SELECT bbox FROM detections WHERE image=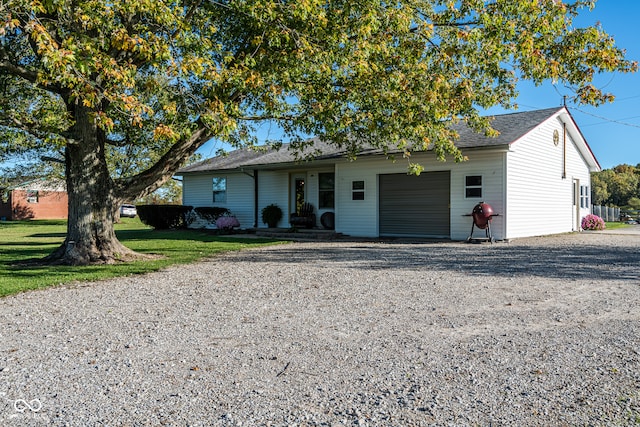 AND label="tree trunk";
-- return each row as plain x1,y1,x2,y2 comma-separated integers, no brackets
46,106,142,265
